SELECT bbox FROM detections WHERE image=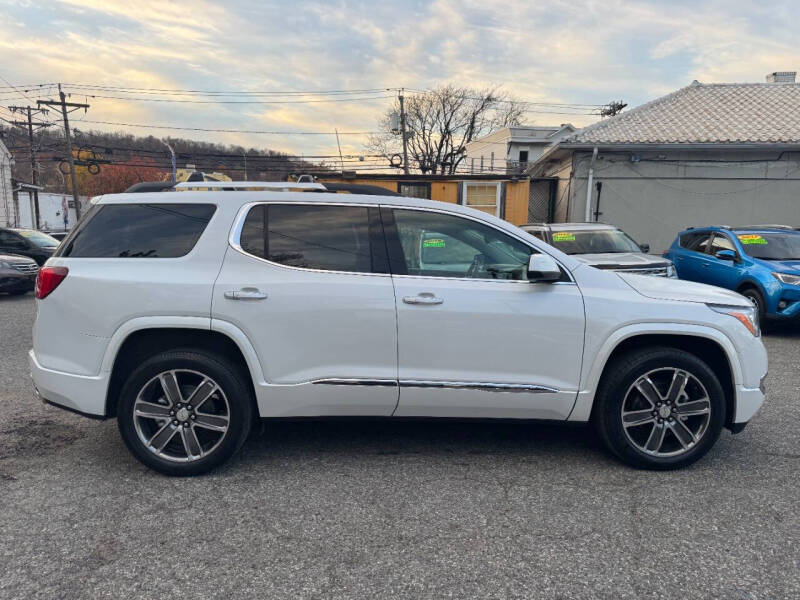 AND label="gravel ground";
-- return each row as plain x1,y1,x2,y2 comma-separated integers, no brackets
0,293,798,599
